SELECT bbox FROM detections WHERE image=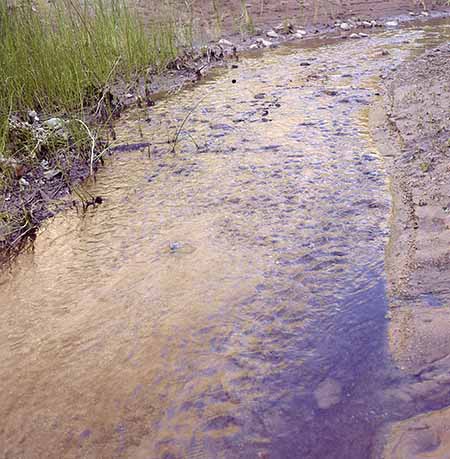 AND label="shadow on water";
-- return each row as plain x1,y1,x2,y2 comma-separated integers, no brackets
1,20,450,459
